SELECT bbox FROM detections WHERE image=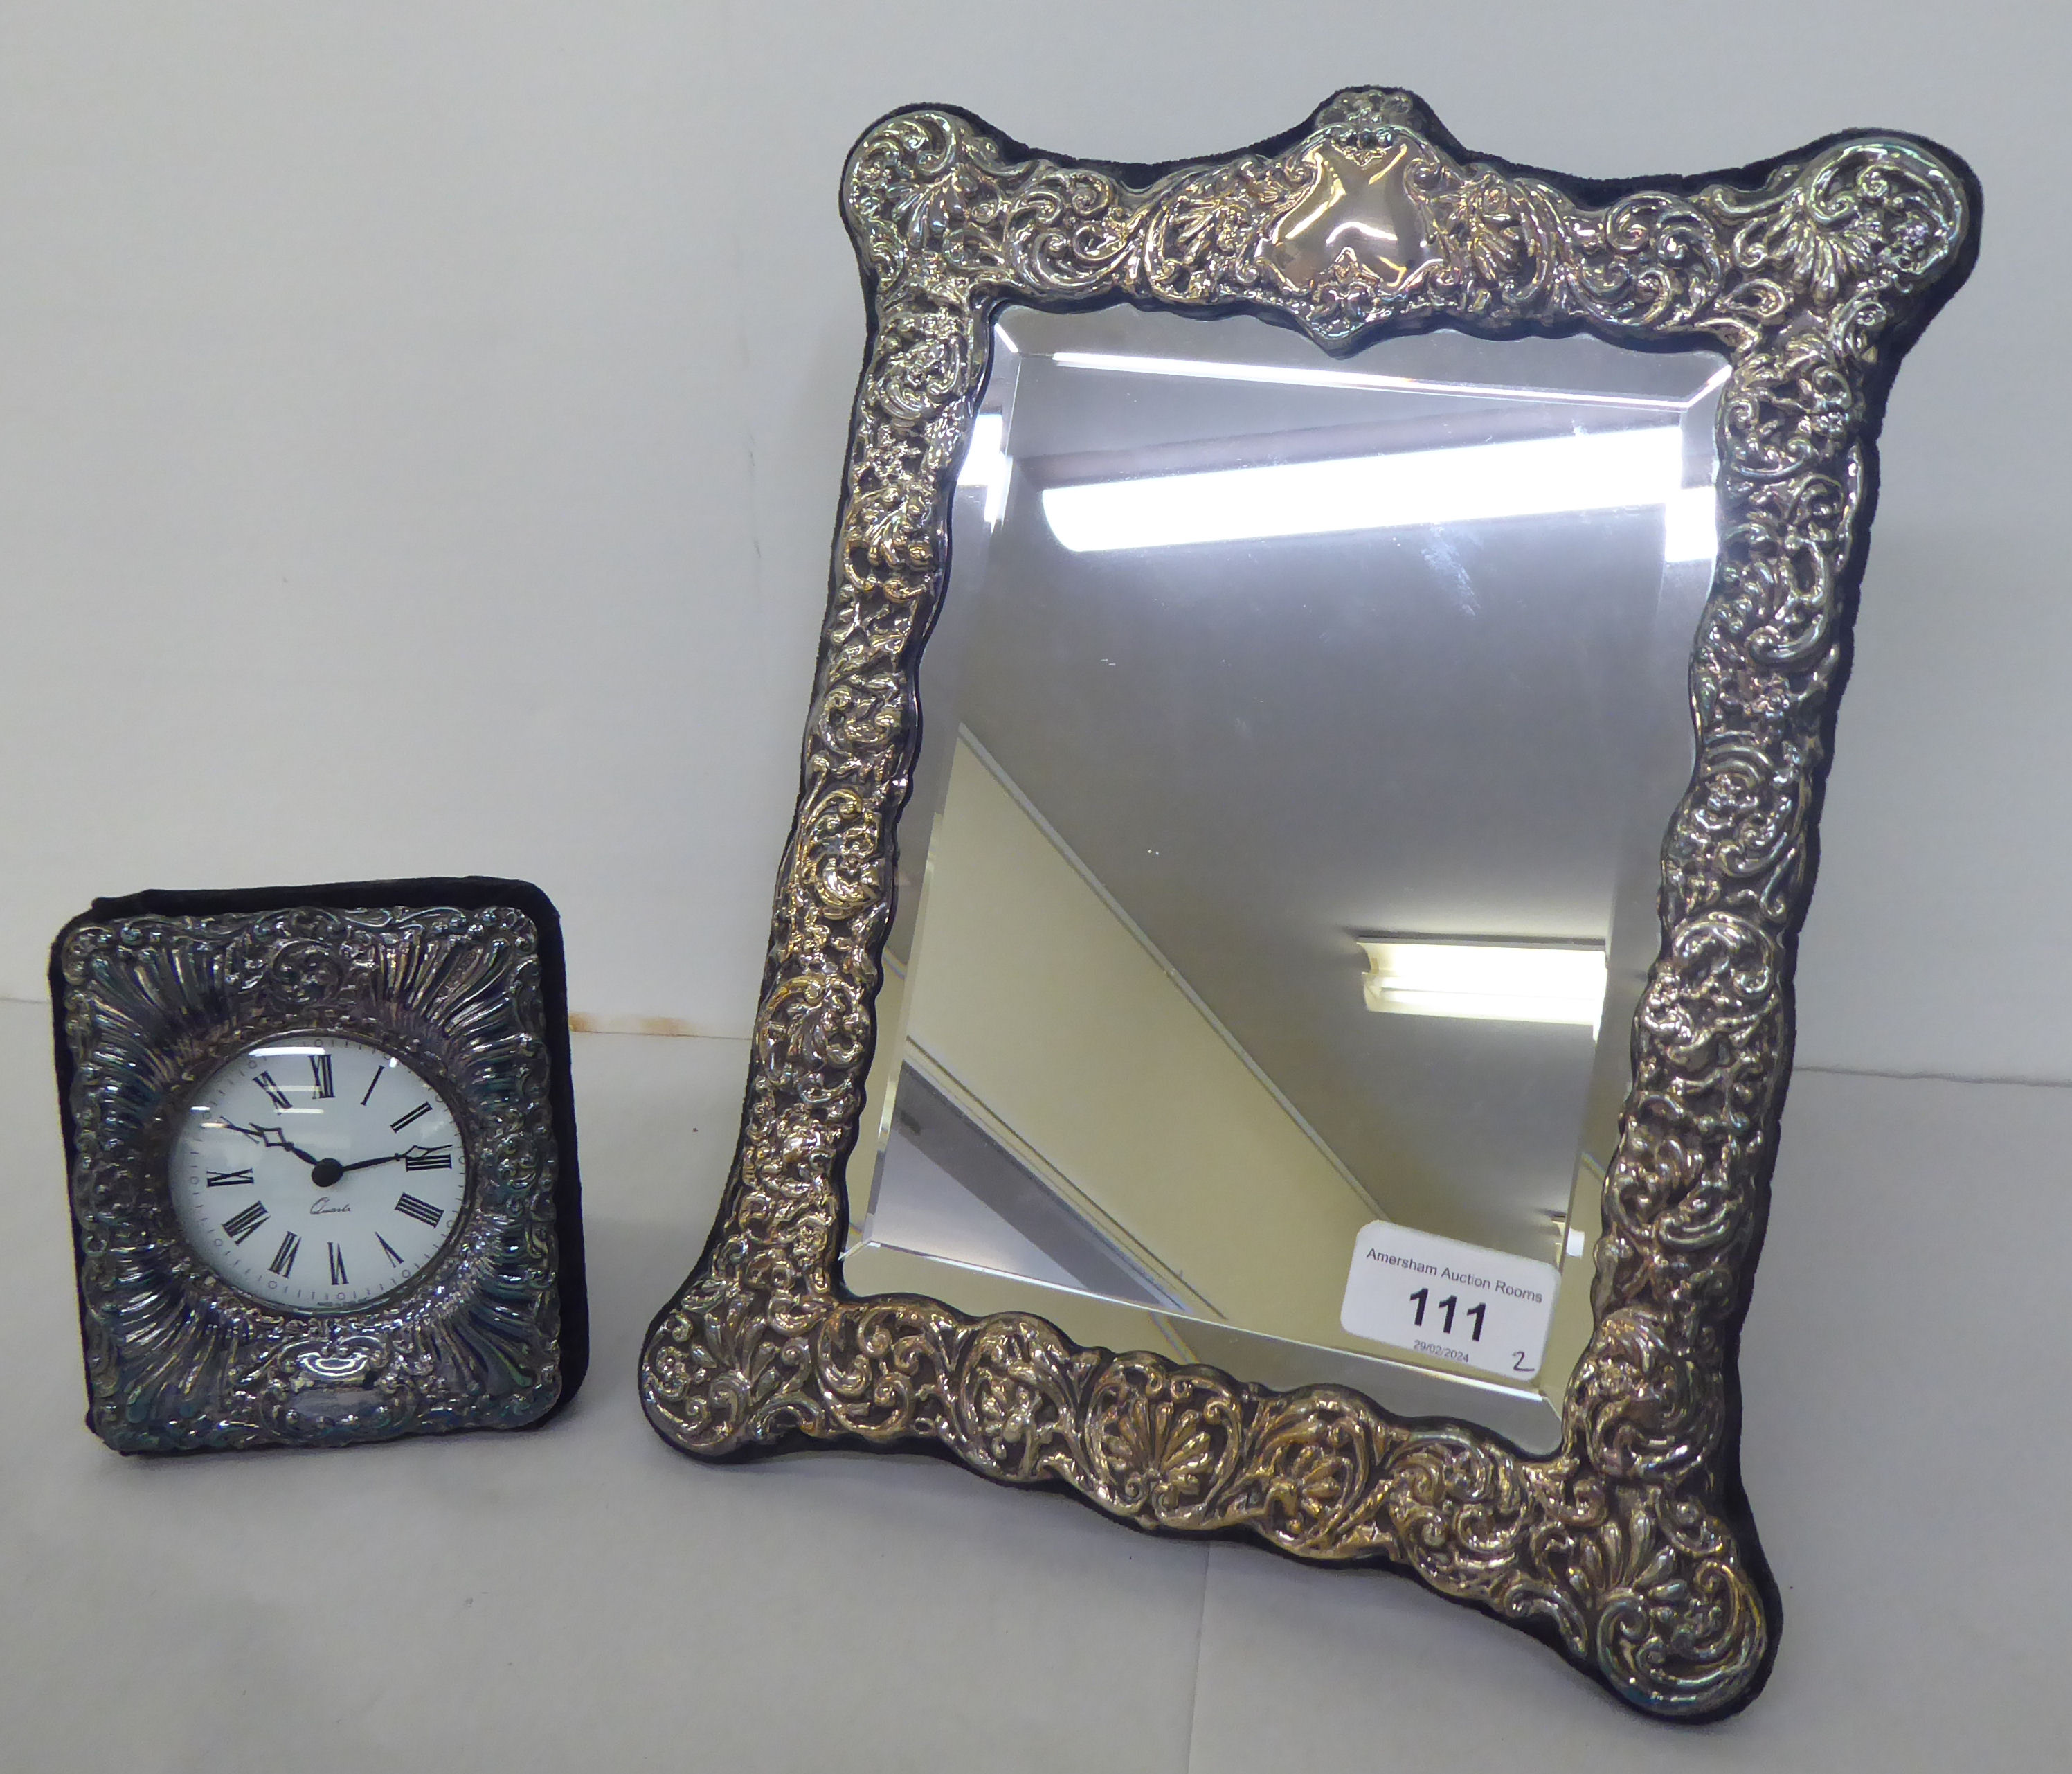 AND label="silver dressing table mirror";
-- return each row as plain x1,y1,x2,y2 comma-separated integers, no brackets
643,91,1976,1719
